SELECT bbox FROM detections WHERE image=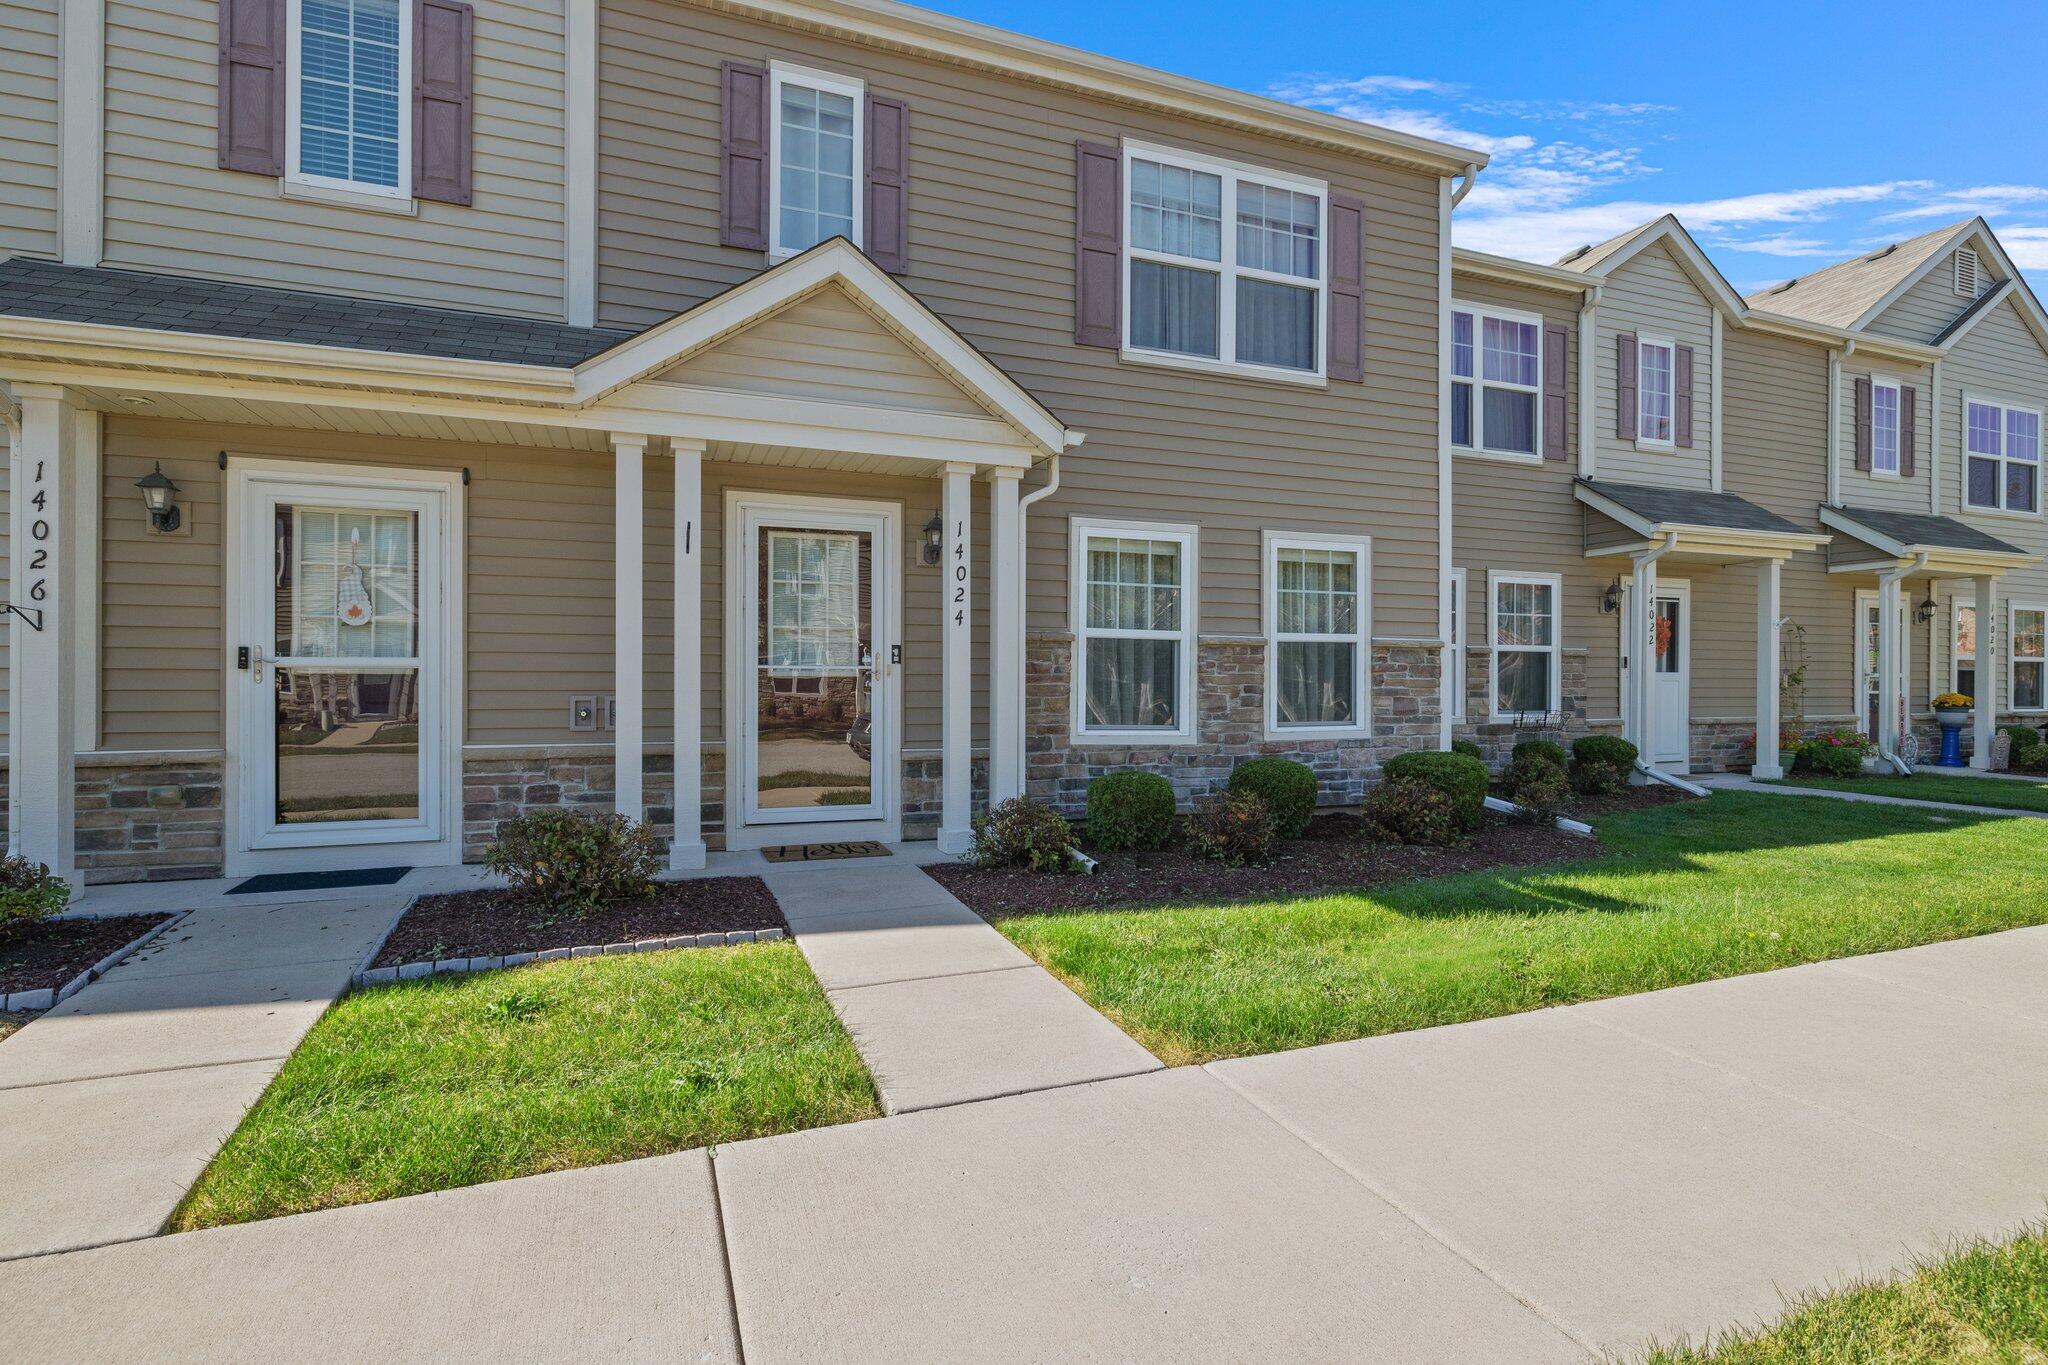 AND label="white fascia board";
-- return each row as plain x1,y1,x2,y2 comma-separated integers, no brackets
1570,216,1748,321
1451,248,1598,295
